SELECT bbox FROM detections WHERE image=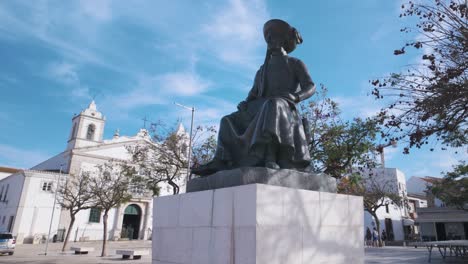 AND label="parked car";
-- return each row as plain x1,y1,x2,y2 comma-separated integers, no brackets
0,233,15,255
